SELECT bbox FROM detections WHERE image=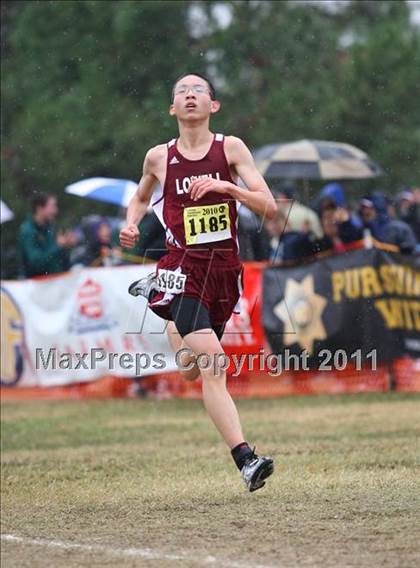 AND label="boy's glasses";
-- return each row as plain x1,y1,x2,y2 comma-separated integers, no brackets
174,84,210,96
